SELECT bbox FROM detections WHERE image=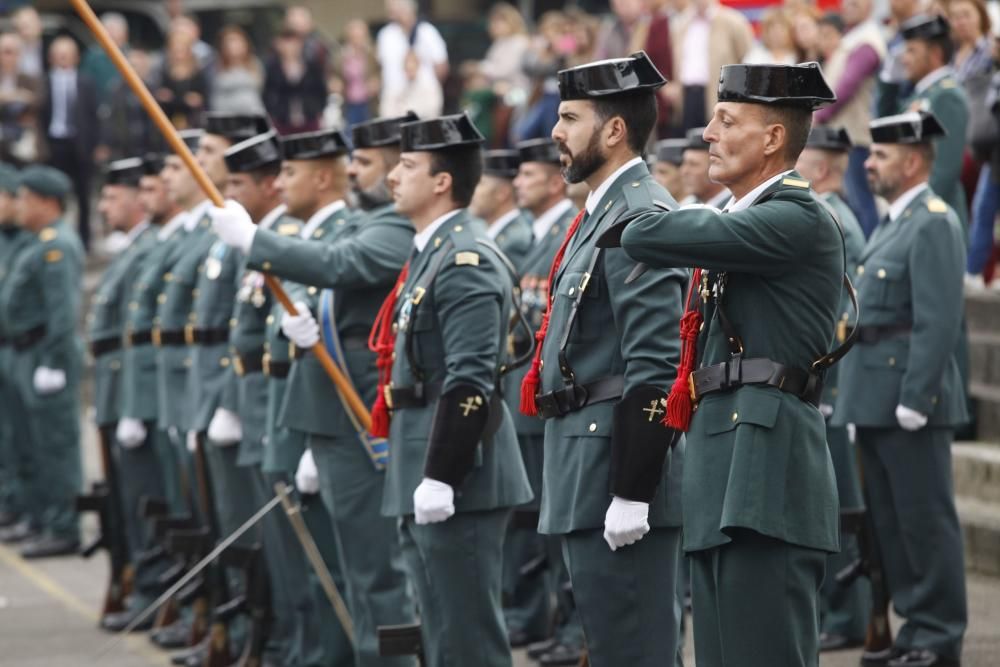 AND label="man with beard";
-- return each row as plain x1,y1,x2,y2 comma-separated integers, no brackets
211,116,417,666
678,127,731,209
505,138,586,666
470,149,533,269
602,62,845,664
518,52,687,667
833,110,967,667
